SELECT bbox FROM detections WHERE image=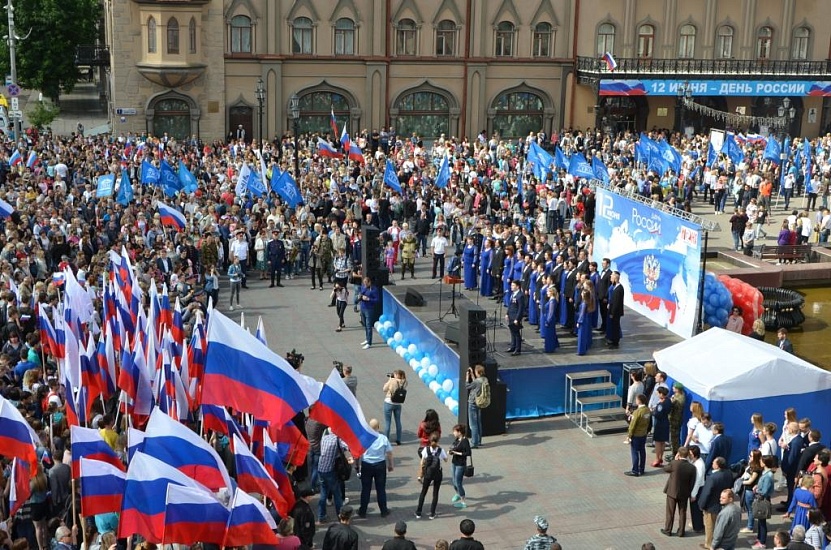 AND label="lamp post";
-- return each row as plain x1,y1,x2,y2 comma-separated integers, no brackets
676,82,693,135
255,77,265,147
778,97,797,163
289,93,300,178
